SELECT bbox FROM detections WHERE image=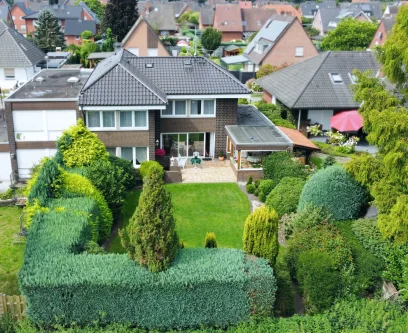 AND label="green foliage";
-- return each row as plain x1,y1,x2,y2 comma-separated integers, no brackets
345,153,383,188
322,155,336,168
254,179,260,188
204,232,217,248
290,204,332,236
253,188,259,197
320,18,377,51
245,183,255,194
258,179,274,202
20,197,276,328
246,176,253,185
108,156,136,190
384,244,408,289
352,218,387,259
254,102,296,129
102,0,138,41
297,251,339,314
304,26,320,37
32,9,66,52
243,206,279,265
75,0,105,21
57,119,109,168
81,30,93,40
301,16,313,24
121,171,179,272
378,194,408,243
0,188,14,200
201,27,222,51
84,241,106,254
80,41,100,67
238,98,249,104
160,36,178,46
139,160,164,180
262,151,307,186
274,249,295,317
101,28,114,52
256,63,288,79
298,166,367,221
265,177,305,217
